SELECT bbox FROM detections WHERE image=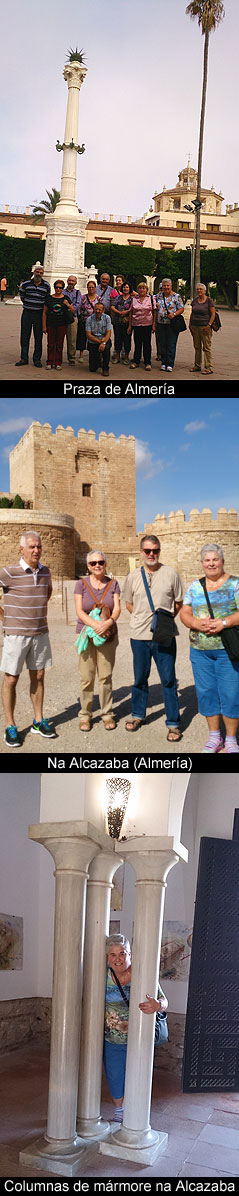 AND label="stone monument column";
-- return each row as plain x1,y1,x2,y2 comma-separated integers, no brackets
77,851,123,1140
101,834,187,1166
43,57,88,290
20,821,105,1177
